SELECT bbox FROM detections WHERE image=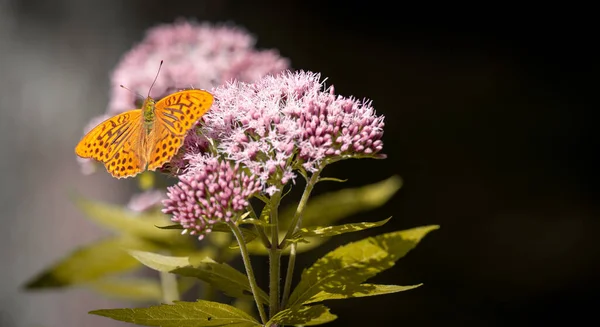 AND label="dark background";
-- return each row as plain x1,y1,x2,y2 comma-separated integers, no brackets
1,1,597,326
